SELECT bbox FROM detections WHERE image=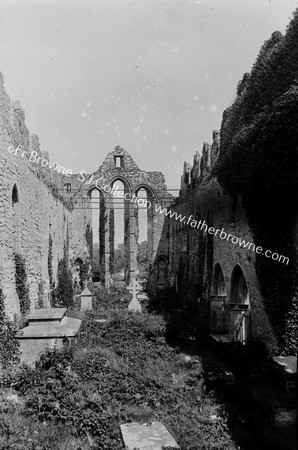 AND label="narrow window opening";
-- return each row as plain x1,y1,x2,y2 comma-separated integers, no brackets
115,156,123,168
12,184,18,205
